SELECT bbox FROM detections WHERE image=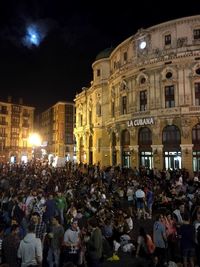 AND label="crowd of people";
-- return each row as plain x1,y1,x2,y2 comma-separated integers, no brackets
0,161,199,267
